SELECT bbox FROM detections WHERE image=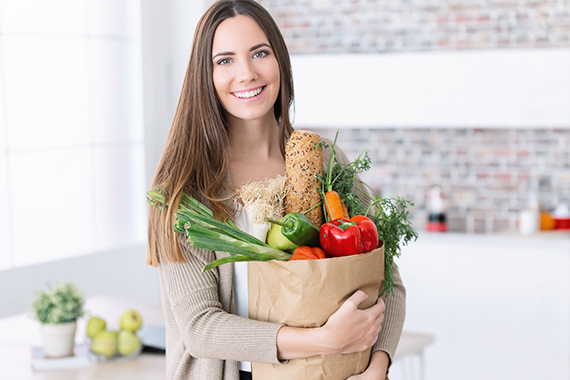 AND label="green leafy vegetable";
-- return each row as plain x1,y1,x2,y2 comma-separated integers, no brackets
147,187,238,229
364,195,417,296
147,190,291,272
321,130,418,296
